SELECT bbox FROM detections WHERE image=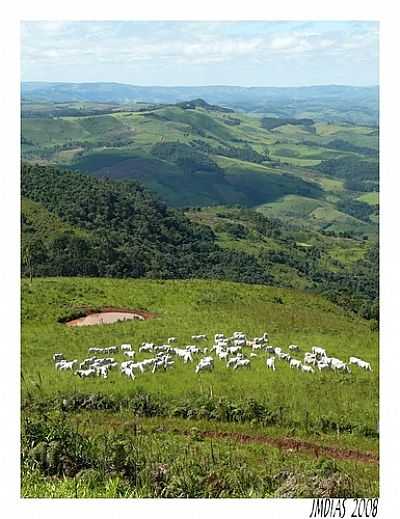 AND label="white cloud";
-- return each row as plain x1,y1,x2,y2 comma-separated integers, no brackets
21,21,378,78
